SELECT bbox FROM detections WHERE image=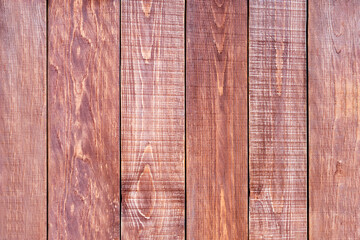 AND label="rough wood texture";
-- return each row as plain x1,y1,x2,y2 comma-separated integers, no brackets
249,0,307,238
309,1,360,239
121,0,185,238
0,1,46,239
48,0,120,239
186,0,248,238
